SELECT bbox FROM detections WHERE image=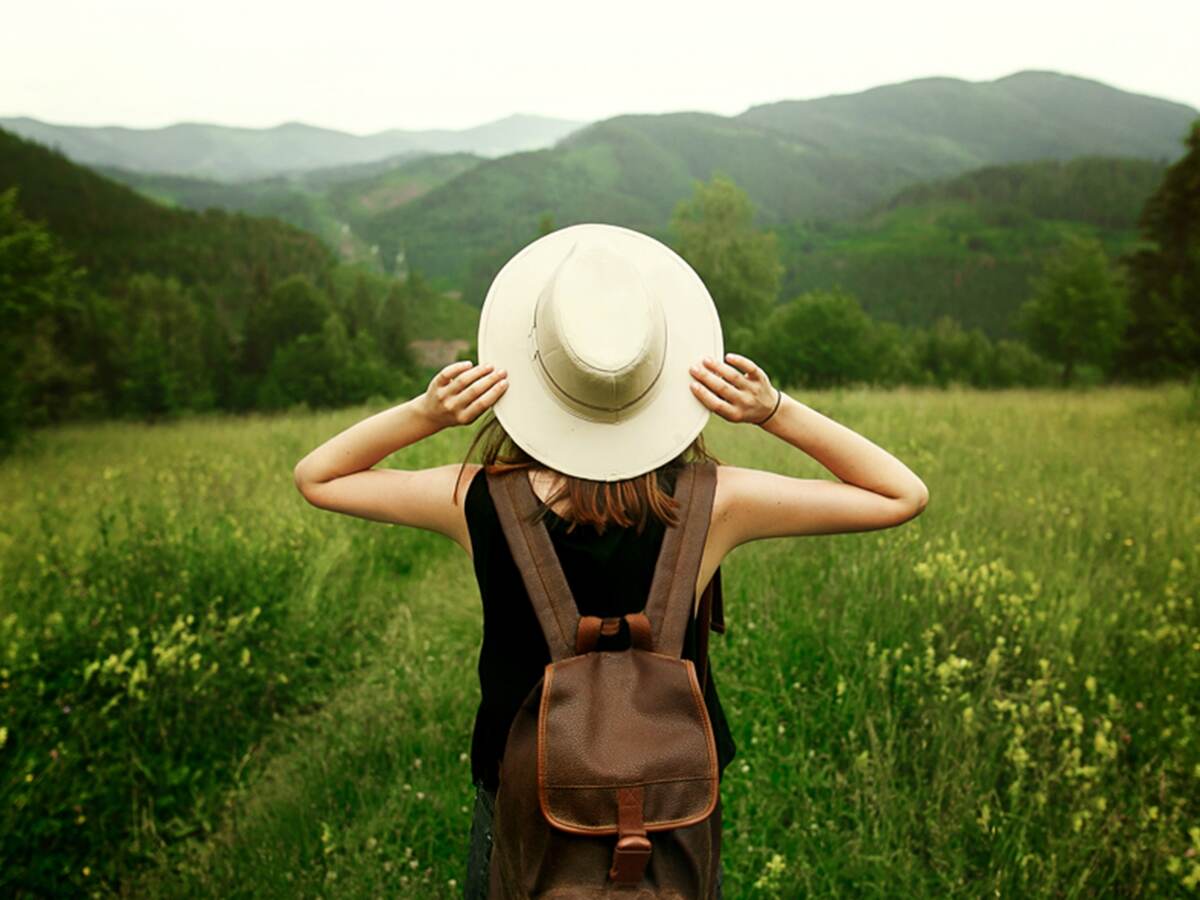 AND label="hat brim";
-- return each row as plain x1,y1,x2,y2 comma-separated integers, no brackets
477,223,723,481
